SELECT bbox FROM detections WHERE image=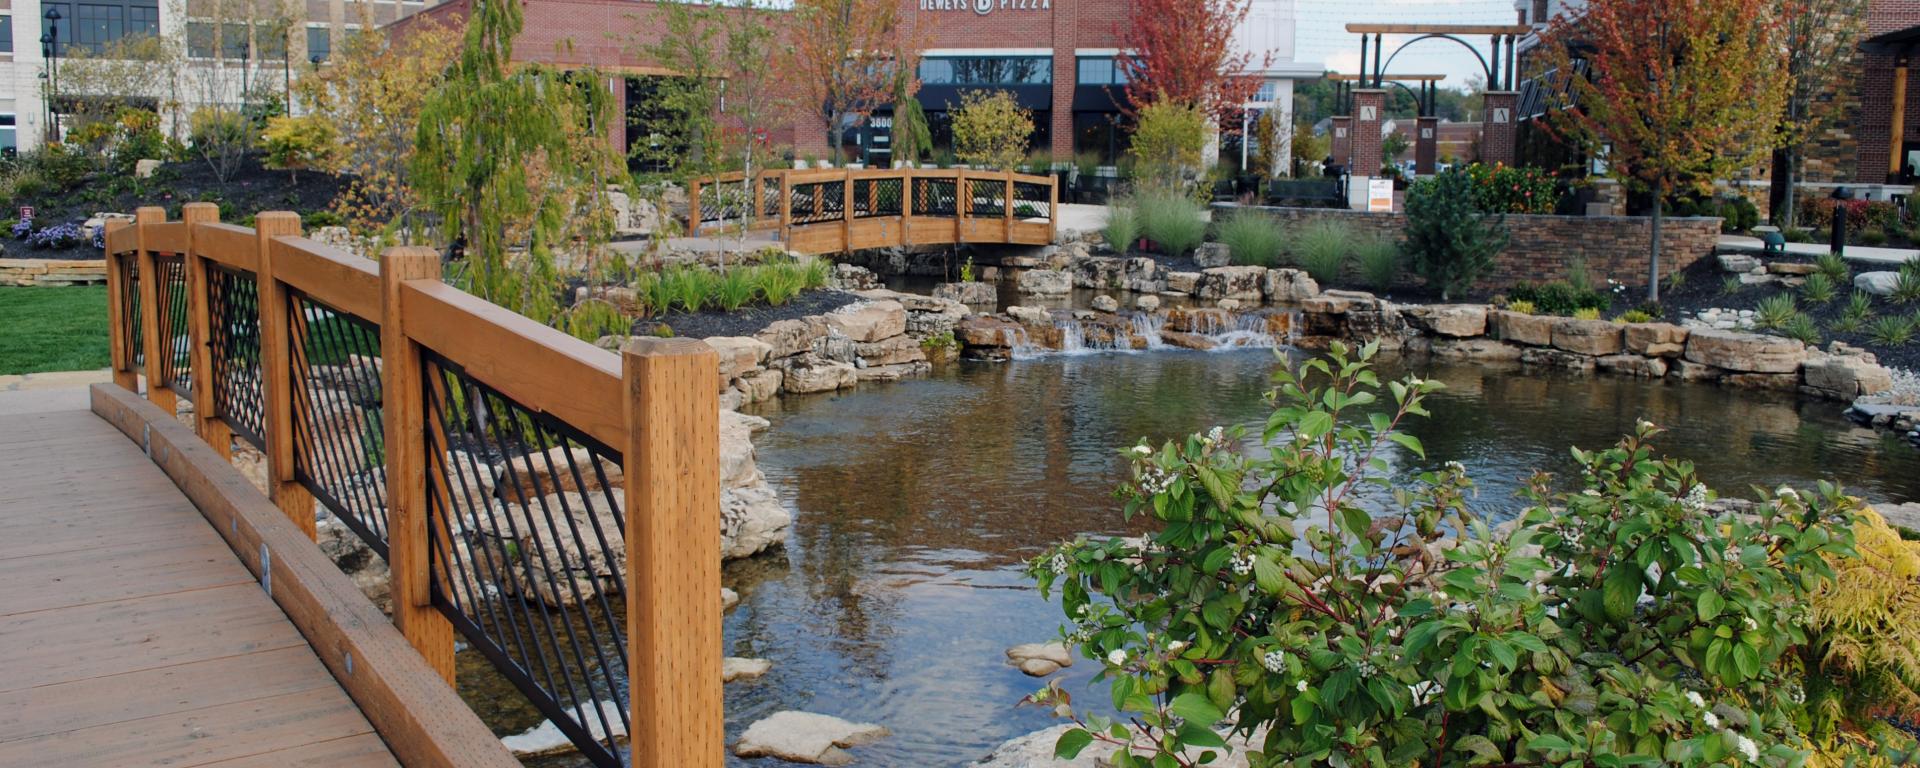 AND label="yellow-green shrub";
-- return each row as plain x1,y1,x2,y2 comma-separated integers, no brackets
1808,508,1920,748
